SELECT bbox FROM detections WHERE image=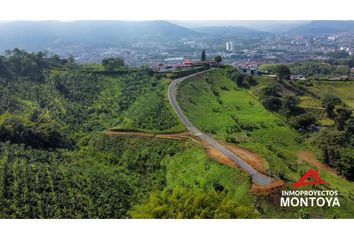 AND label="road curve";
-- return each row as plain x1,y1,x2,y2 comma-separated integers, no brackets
168,70,273,185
